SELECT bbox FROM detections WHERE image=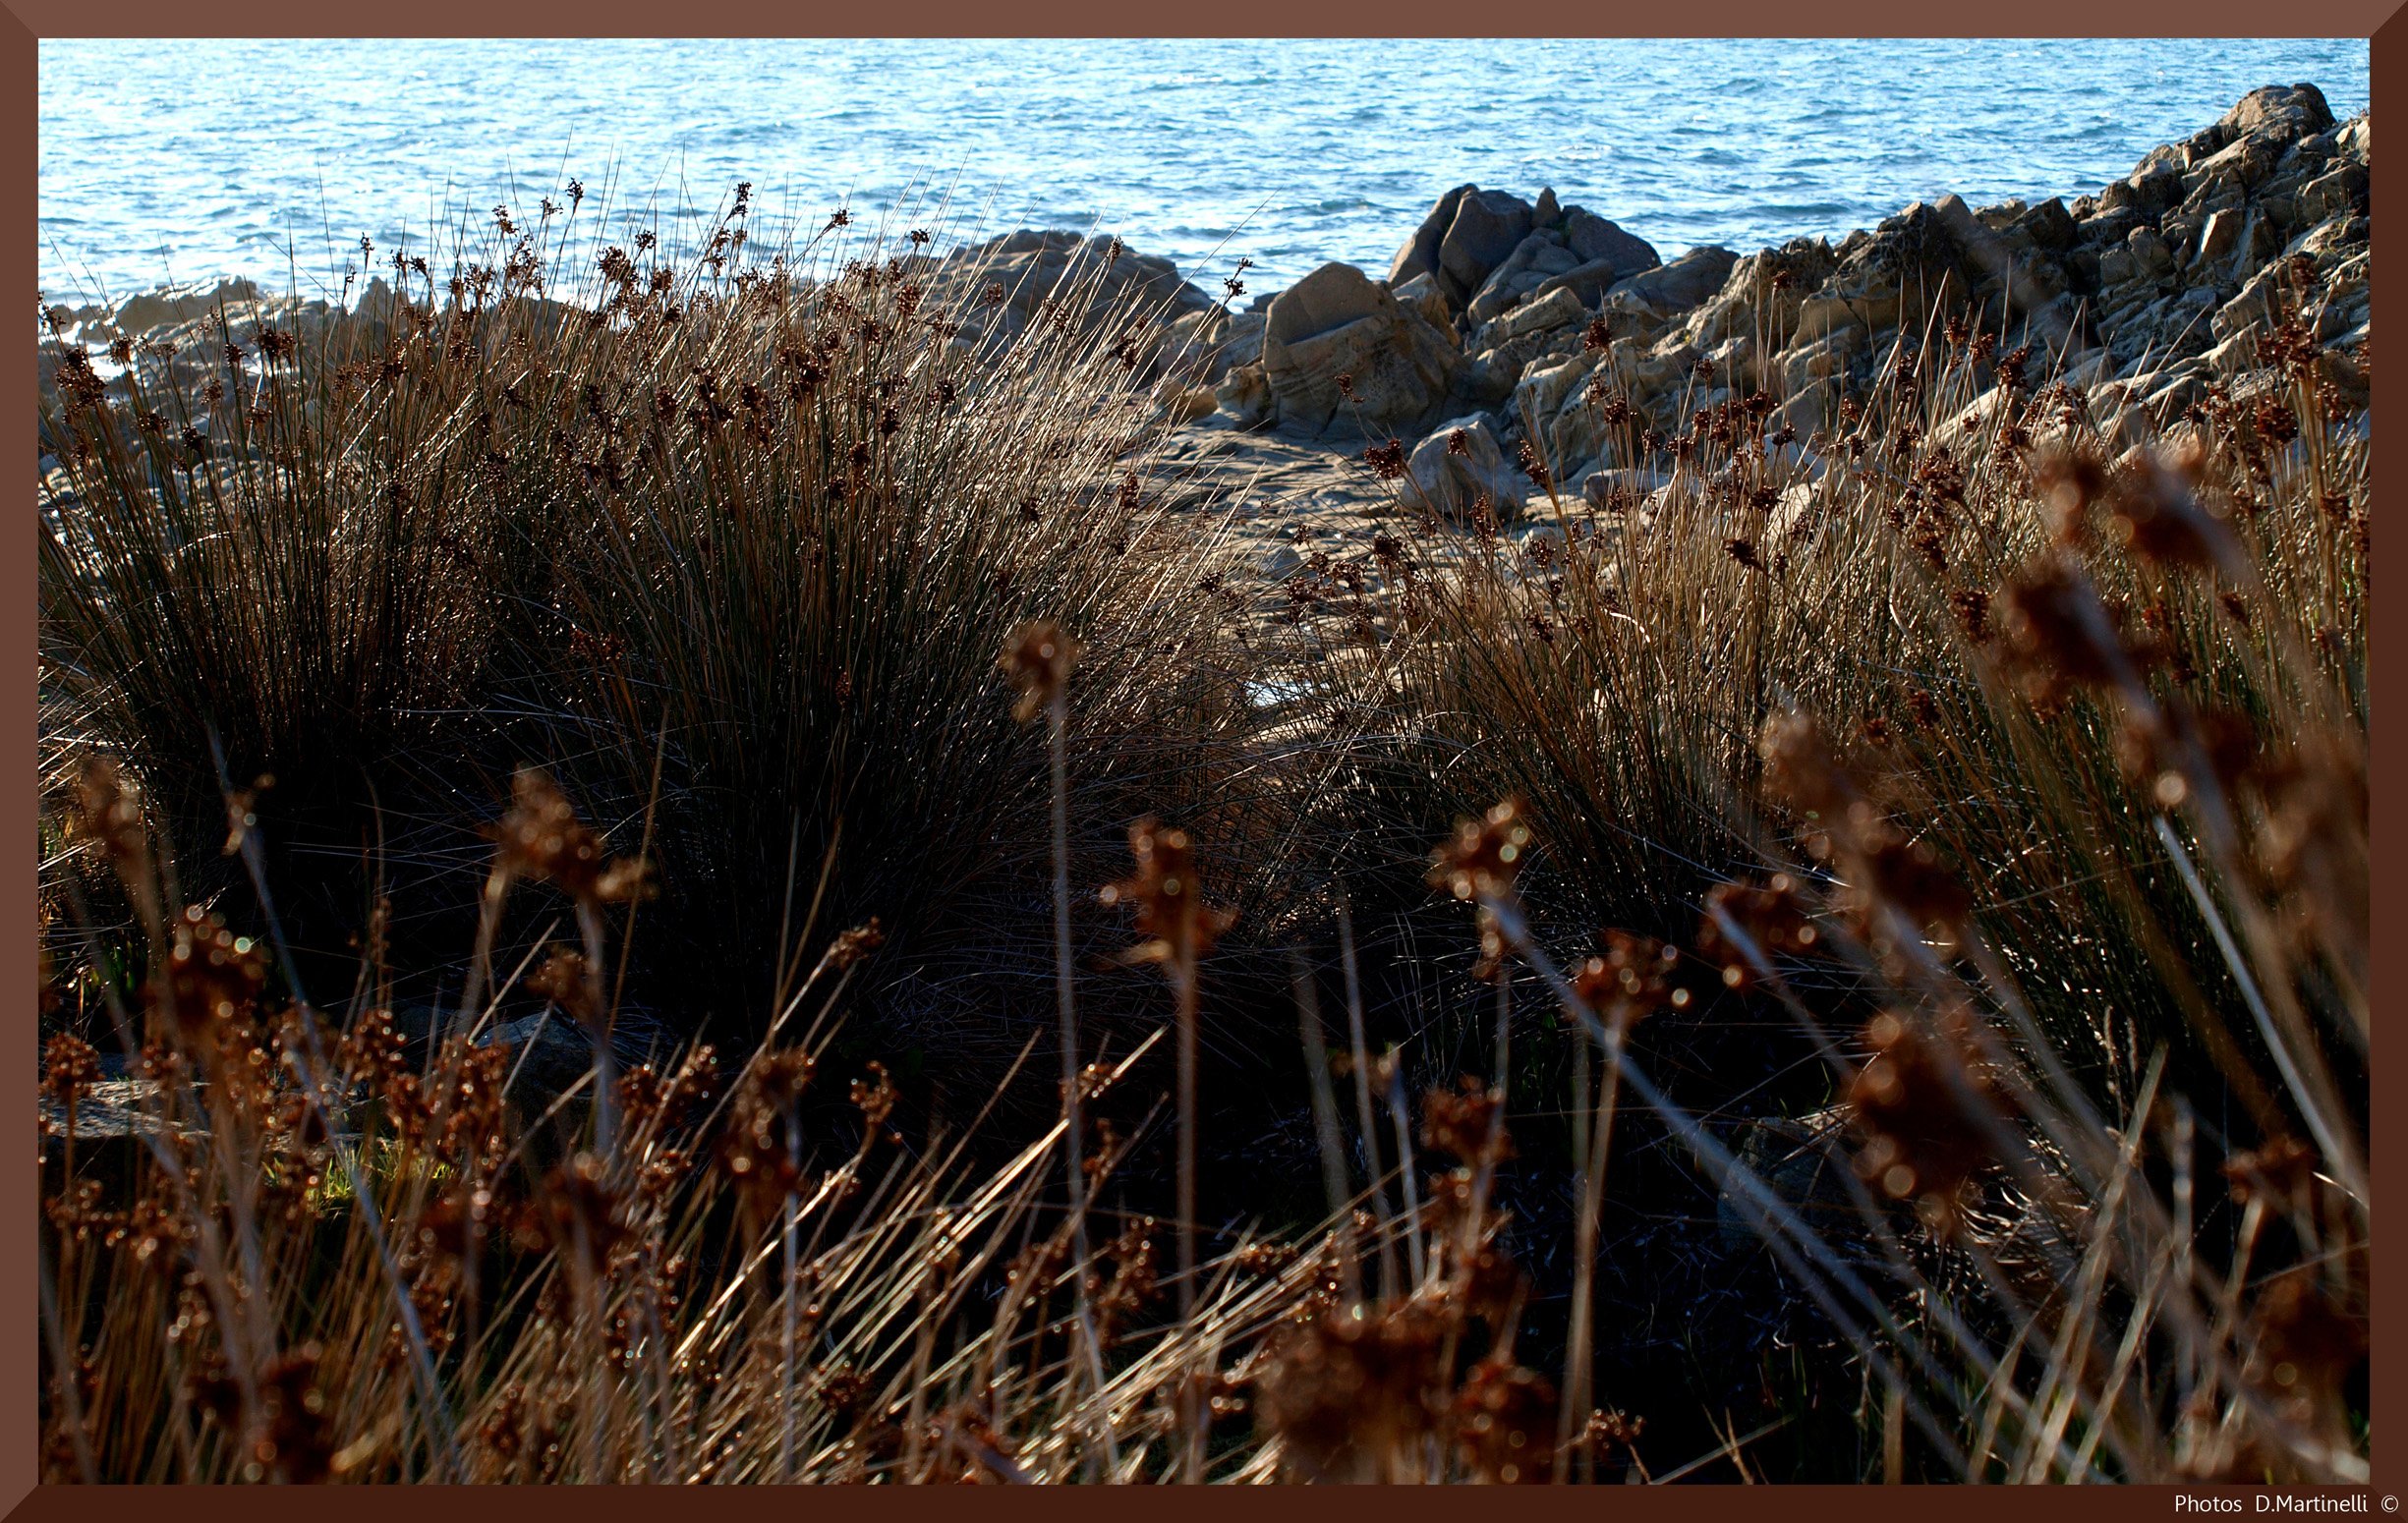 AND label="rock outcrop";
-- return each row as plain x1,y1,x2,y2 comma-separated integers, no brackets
1253,260,1460,437
42,85,2372,510
1314,84,2371,510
